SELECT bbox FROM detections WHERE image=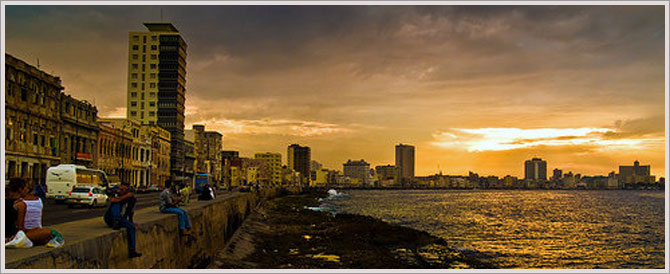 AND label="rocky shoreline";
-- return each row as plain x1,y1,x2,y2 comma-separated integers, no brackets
207,190,496,269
